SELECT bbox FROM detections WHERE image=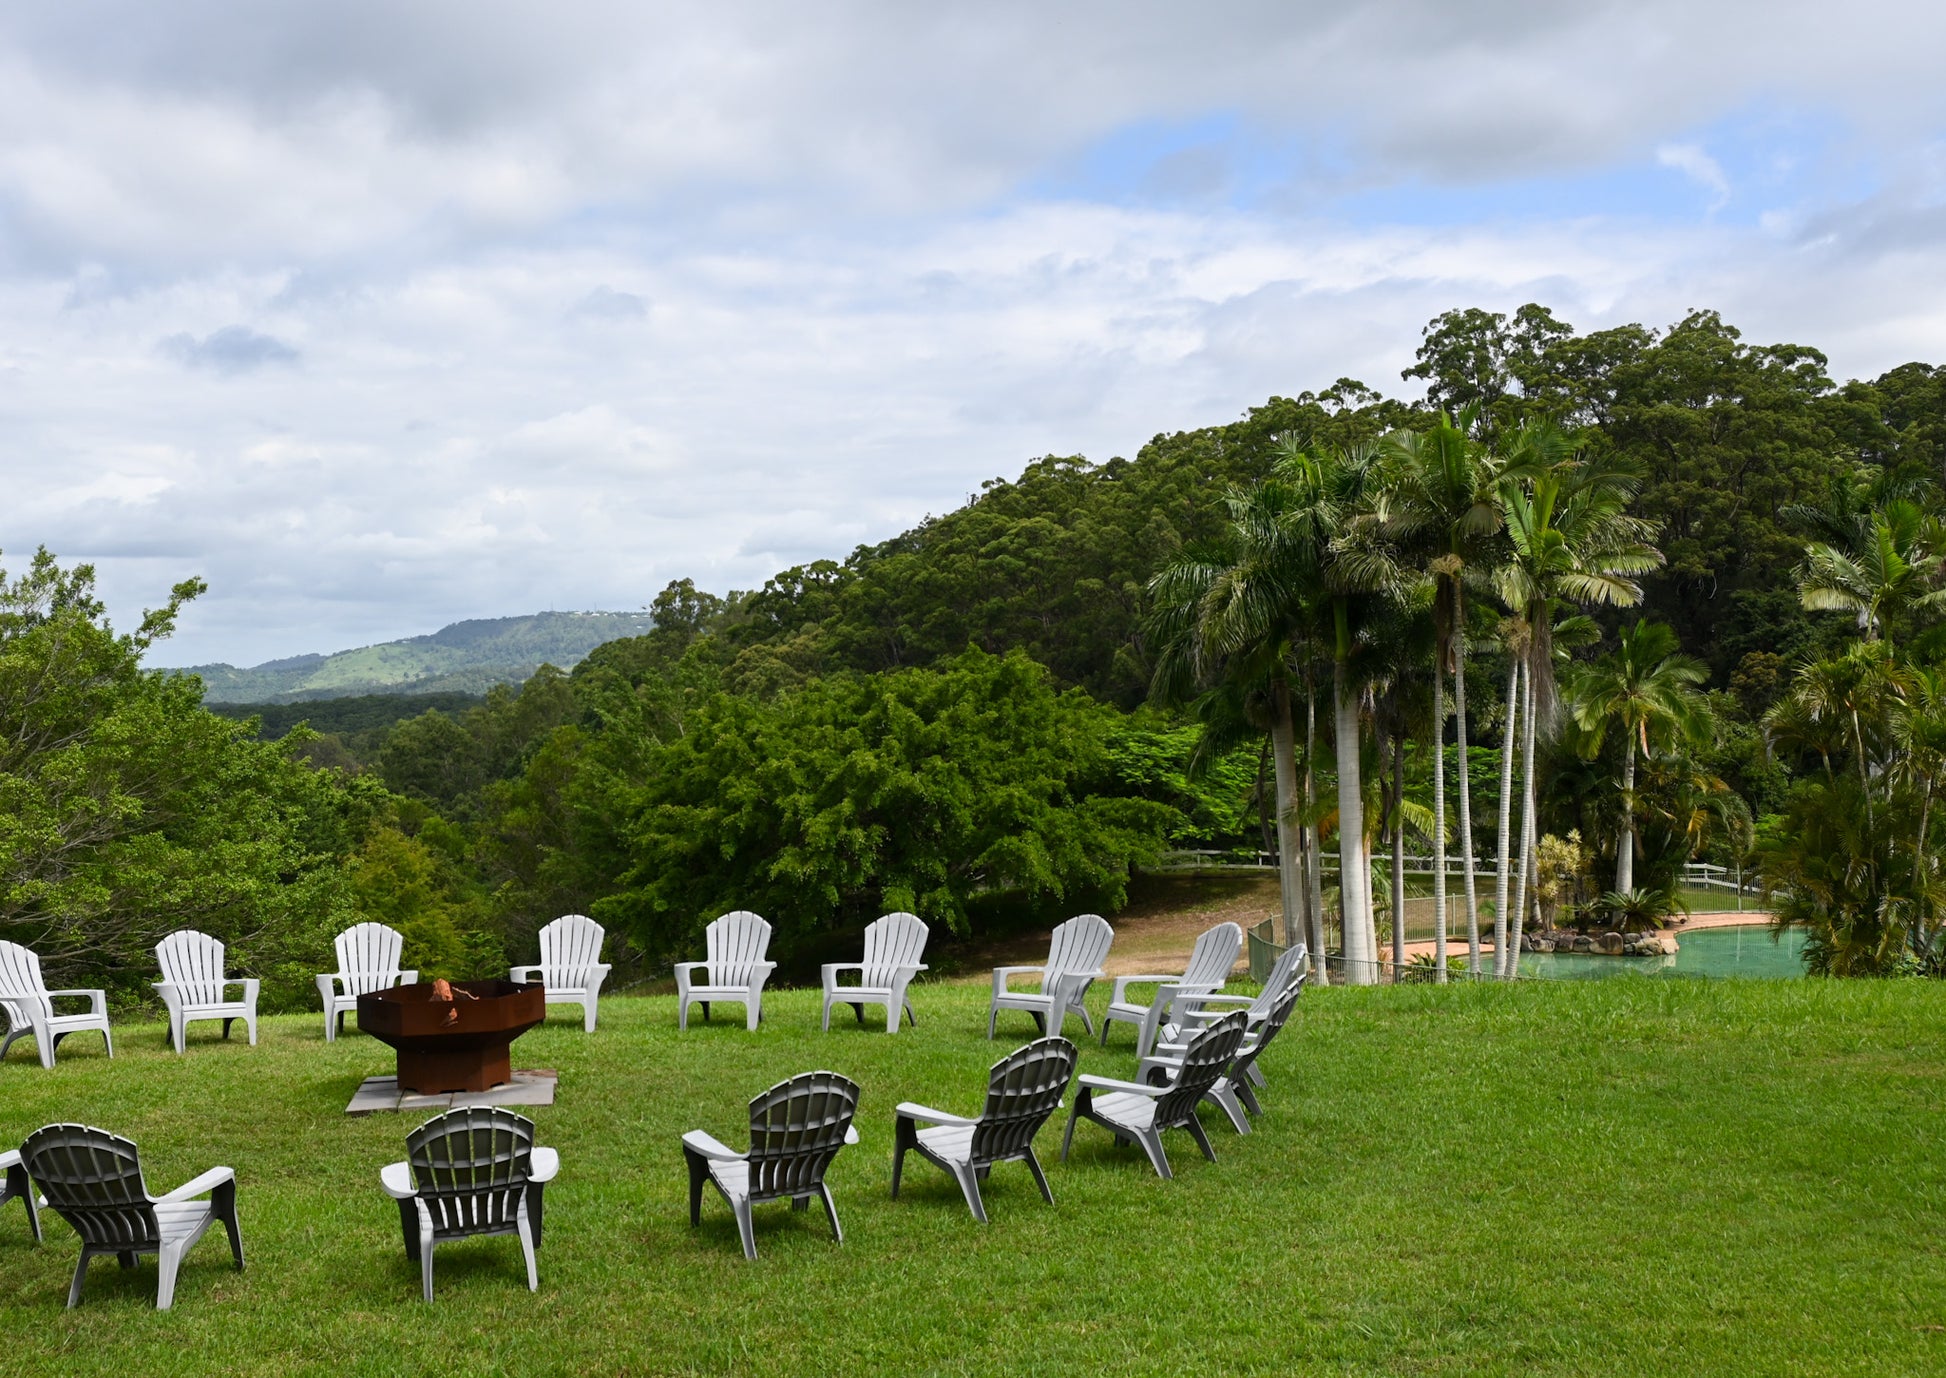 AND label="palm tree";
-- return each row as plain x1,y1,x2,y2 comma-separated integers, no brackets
1148,476,1321,957
1492,434,1662,974
1795,498,1946,643
1271,436,1401,984
1380,411,1502,980
1568,621,1712,894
